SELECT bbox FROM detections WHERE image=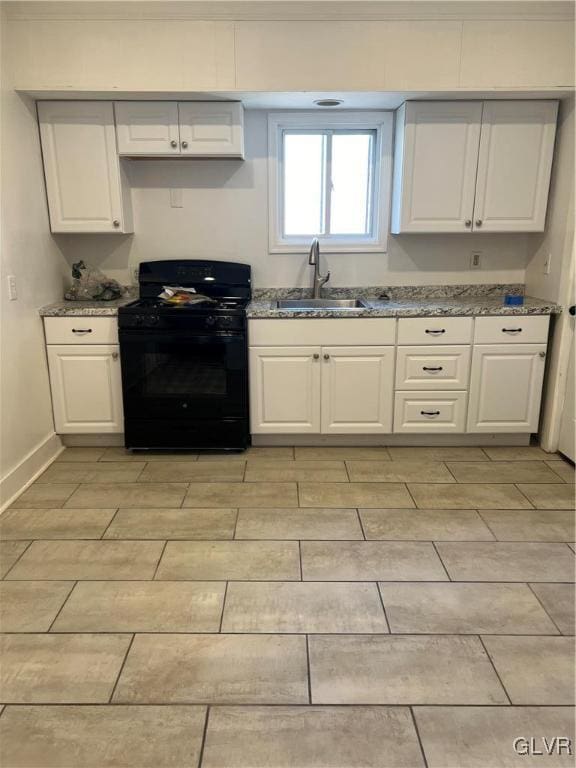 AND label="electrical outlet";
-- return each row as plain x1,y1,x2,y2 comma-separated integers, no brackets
7,275,17,300
470,251,482,269
543,253,552,275
170,188,183,208
132,266,139,284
